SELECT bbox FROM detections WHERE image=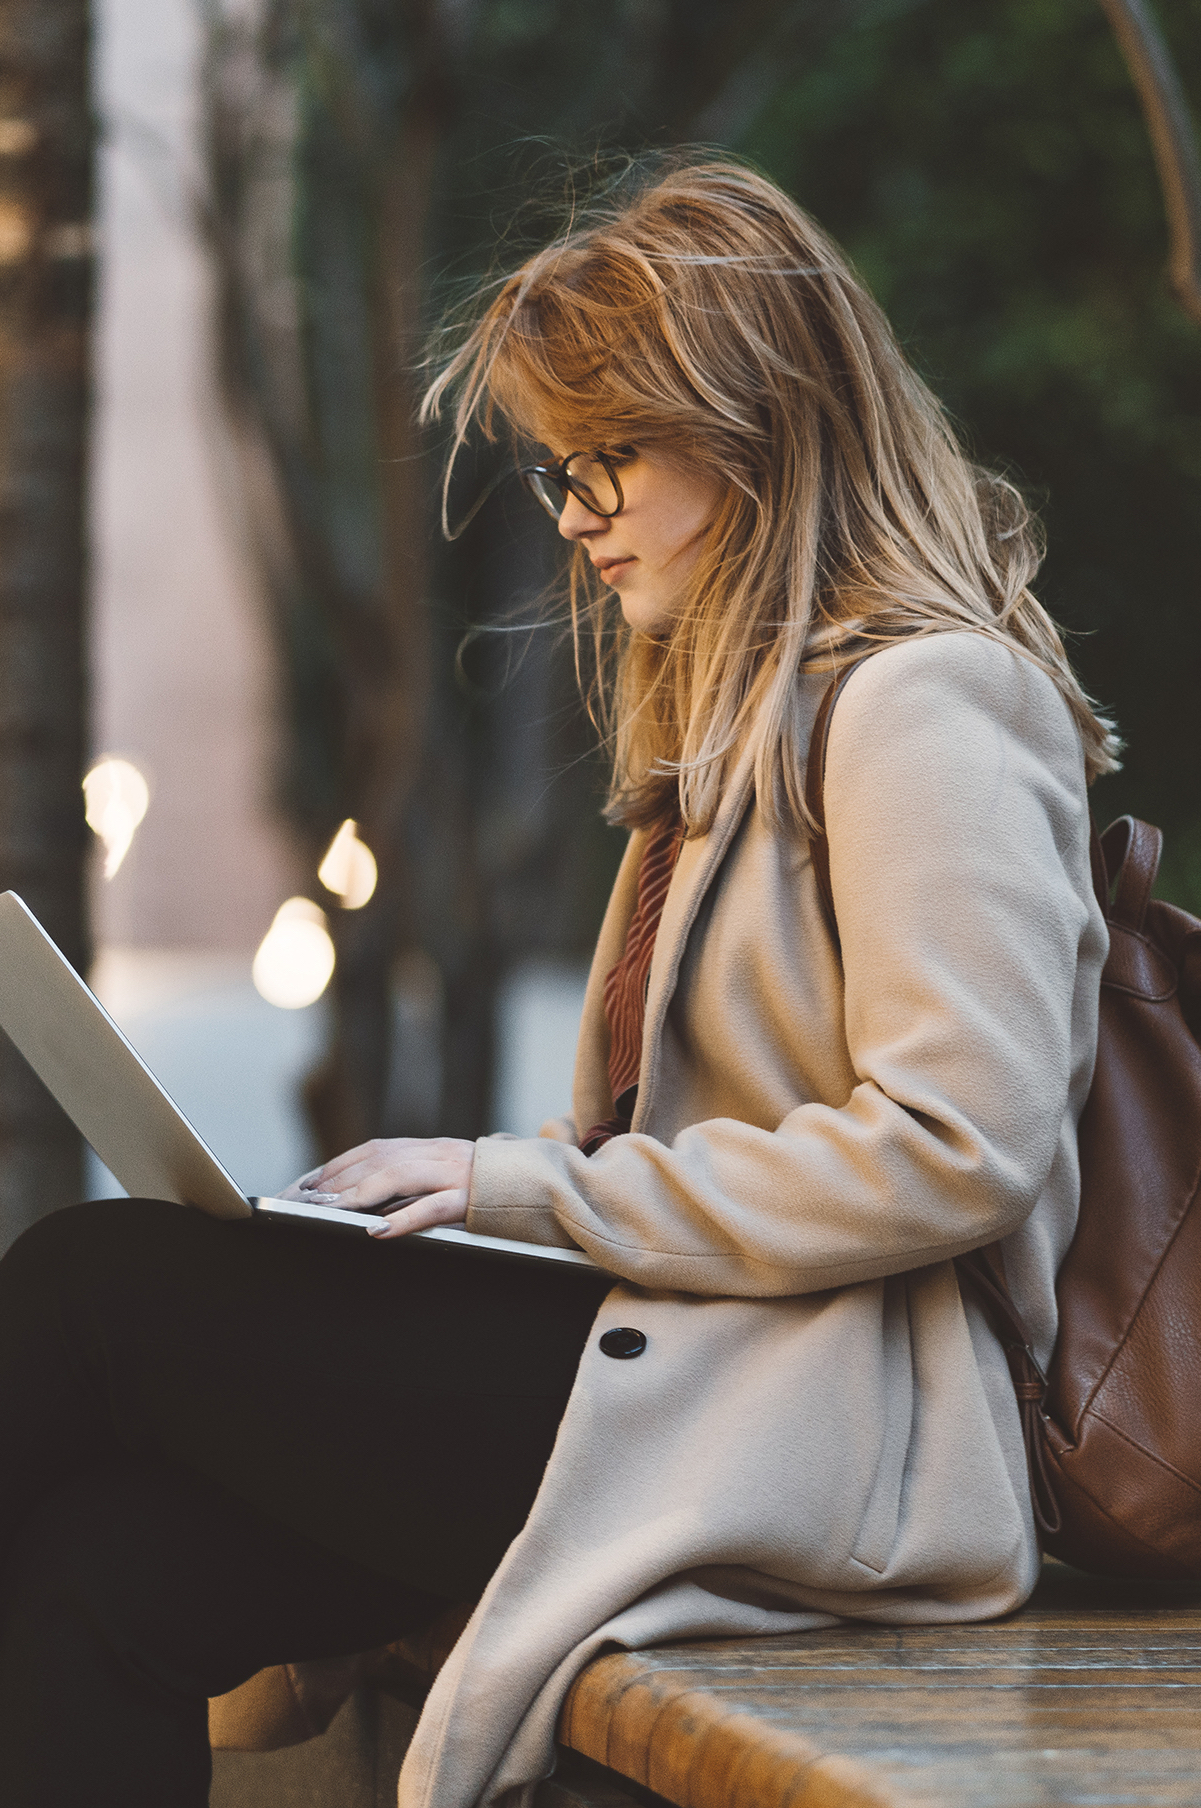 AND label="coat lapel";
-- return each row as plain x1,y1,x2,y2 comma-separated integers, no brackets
631,740,758,1133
